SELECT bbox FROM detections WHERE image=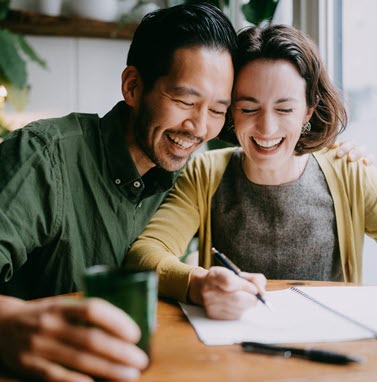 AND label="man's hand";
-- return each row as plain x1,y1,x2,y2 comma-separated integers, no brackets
333,140,375,165
188,267,266,320
0,296,148,382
